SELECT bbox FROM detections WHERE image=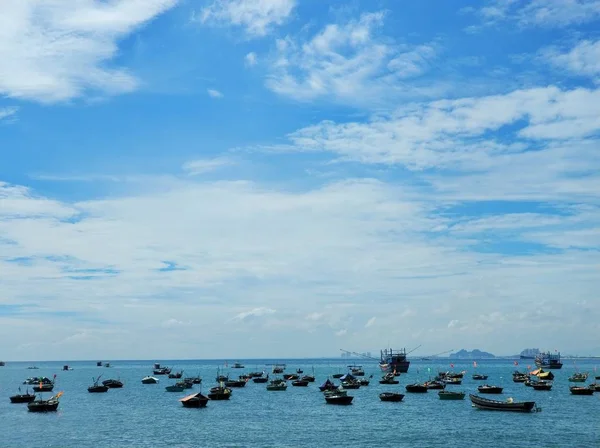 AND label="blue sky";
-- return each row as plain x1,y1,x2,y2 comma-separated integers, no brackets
1,0,599,361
